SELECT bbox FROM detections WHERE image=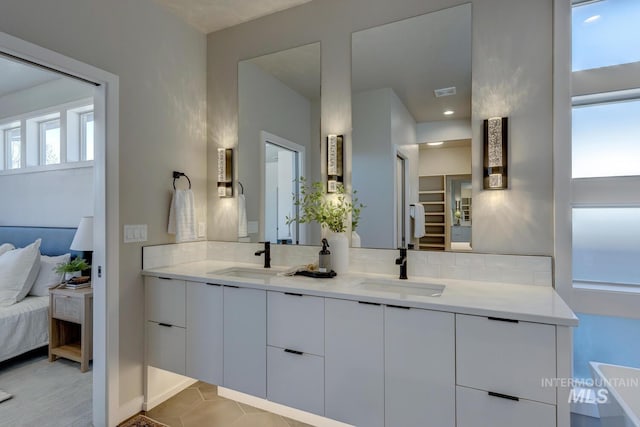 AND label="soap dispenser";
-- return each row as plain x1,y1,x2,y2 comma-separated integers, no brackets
319,238,331,273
